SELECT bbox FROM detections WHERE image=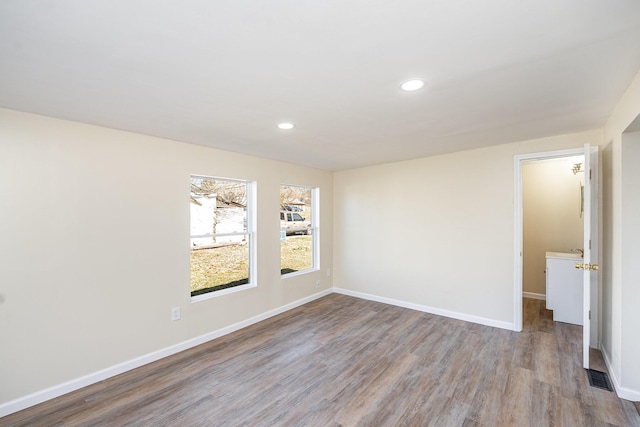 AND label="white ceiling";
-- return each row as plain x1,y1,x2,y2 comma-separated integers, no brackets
2,1,640,171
